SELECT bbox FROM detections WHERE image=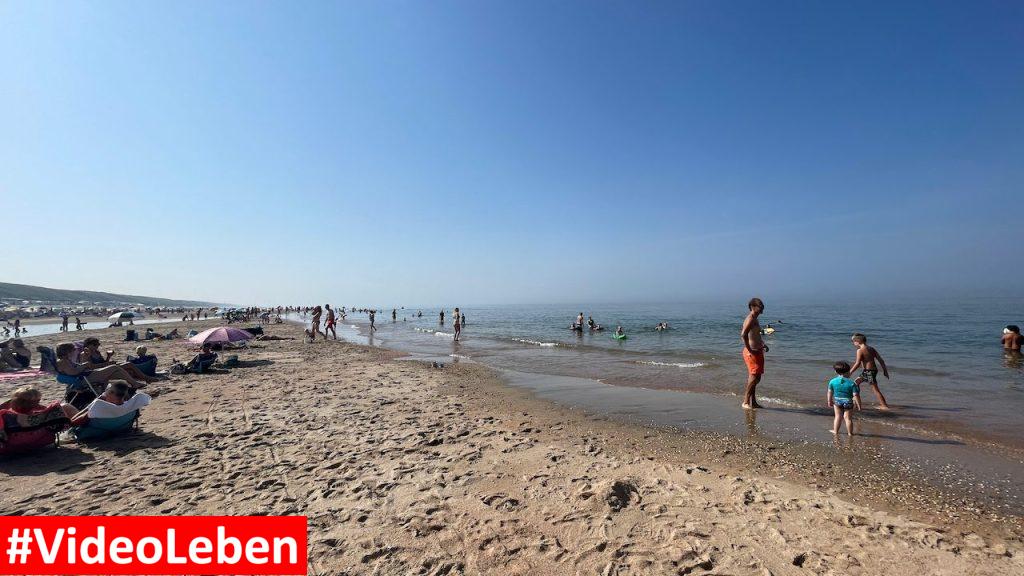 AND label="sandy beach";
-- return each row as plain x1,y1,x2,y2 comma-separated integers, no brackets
1,320,1021,575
